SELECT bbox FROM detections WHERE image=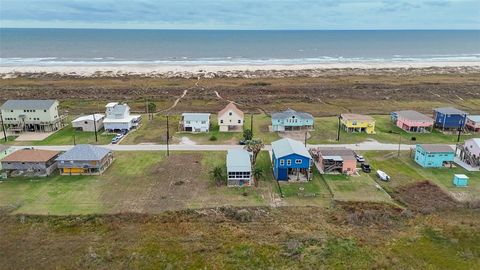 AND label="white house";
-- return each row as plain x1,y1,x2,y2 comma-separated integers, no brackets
181,113,210,132
226,149,252,187
72,114,105,132
218,102,244,132
0,100,64,132
103,102,141,132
